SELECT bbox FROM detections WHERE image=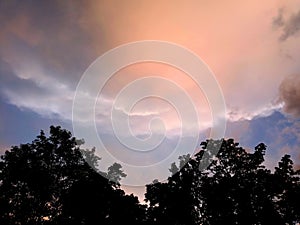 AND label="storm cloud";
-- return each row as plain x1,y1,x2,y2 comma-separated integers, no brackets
279,75,300,117
273,8,300,41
